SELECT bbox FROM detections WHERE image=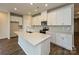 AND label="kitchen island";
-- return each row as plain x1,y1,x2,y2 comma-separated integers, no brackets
15,31,51,55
